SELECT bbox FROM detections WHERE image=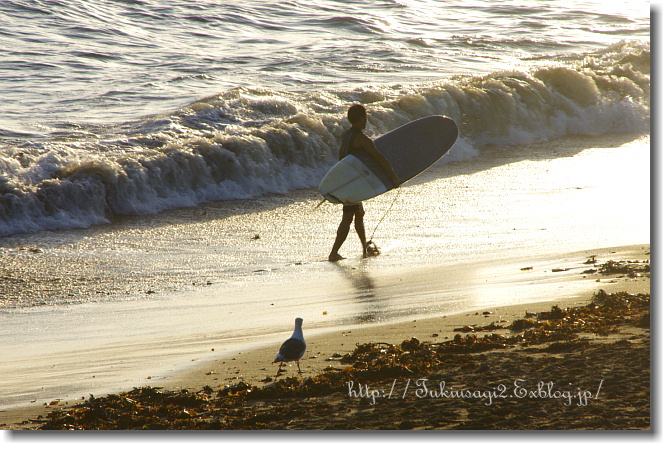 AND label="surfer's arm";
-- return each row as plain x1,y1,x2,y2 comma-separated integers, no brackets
358,134,401,187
